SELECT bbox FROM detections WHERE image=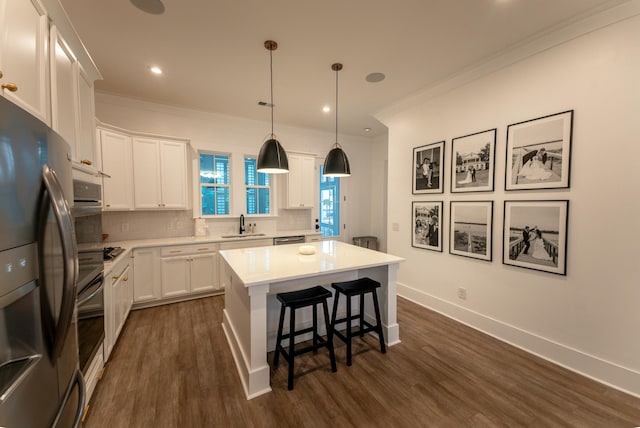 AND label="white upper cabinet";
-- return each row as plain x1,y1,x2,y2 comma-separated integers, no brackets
283,154,315,208
0,0,50,123
50,25,77,150
100,129,134,210
76,64,96,167
133,137,187,210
